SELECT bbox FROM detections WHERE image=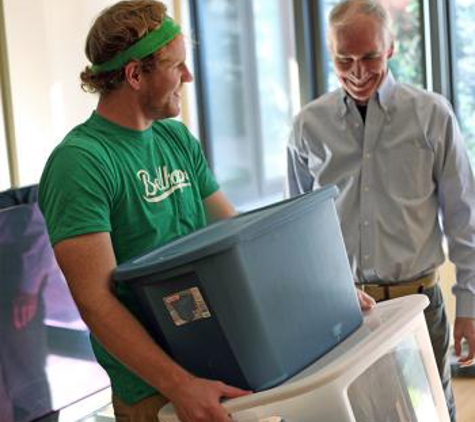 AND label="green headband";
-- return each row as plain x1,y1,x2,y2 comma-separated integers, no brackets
90,16,181,74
